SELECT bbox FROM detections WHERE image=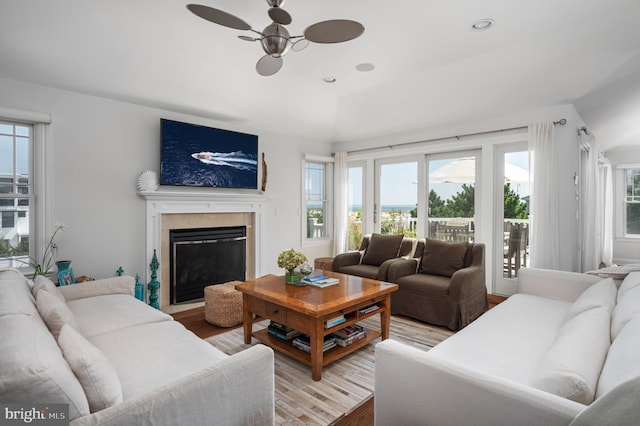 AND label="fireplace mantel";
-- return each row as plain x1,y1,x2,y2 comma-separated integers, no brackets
139,190,267,309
